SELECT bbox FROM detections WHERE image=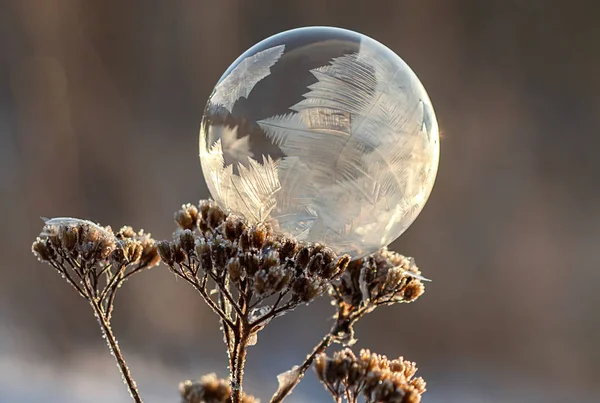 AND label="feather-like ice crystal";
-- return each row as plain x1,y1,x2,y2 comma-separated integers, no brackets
200,27,439,257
